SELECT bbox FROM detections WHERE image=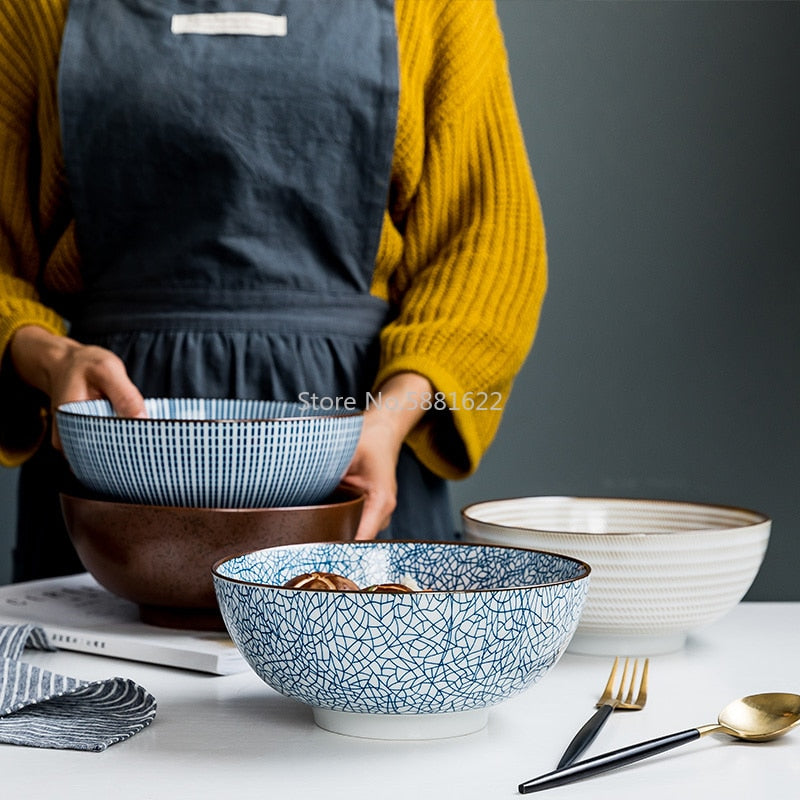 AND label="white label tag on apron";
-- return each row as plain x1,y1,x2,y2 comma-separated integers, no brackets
171,13,288,37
